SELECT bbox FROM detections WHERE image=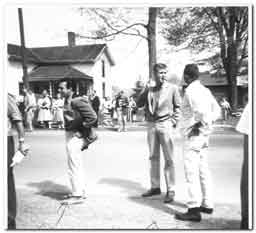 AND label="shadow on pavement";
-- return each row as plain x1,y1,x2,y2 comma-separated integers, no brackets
185,218,240,229
99,177,186,216
27,180,70,200
99,178,146,193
